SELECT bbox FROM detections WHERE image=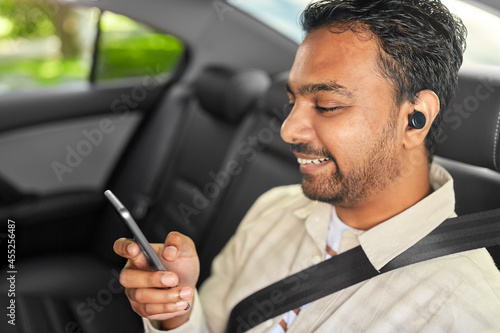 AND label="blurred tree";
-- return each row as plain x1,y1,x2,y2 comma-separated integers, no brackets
0,0,81,56
51,4,81,57
0,0,56,38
